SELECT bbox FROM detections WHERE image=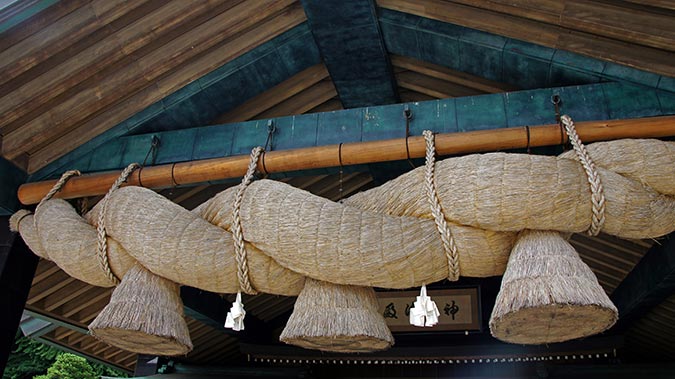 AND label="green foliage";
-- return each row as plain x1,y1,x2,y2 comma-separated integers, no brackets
3,334,58,379
3,334,129,379
33,353,96,379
